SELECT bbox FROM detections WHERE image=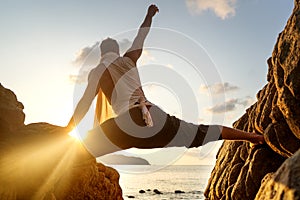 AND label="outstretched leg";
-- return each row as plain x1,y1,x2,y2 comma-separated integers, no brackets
83,106,264,157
